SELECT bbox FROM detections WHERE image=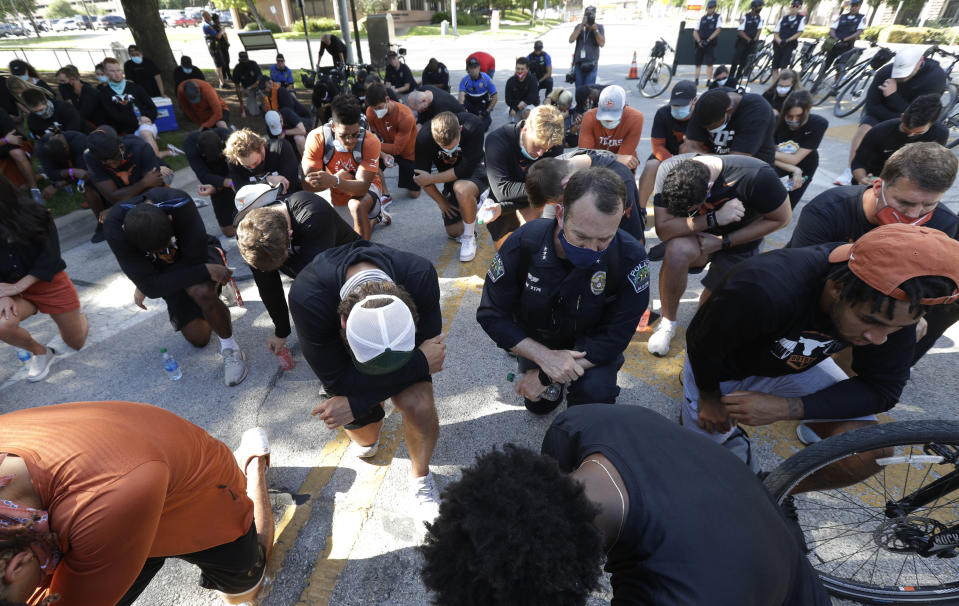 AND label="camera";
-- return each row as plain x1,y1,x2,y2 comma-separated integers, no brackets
584,6,596,25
